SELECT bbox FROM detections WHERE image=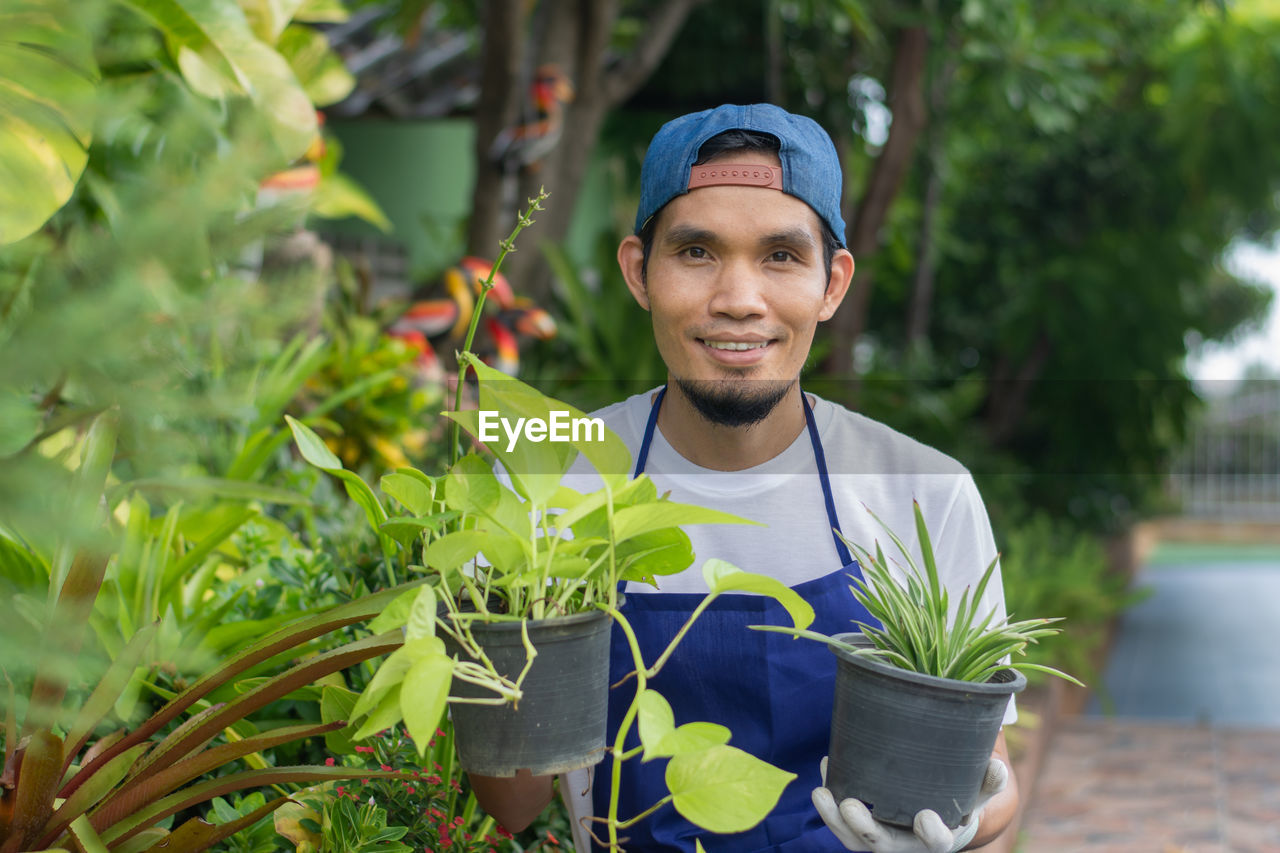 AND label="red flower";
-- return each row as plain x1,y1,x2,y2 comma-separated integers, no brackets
380,763,393,771
496,826,513,840
546,830,560,845
324,757,335,766
355,745,375,754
